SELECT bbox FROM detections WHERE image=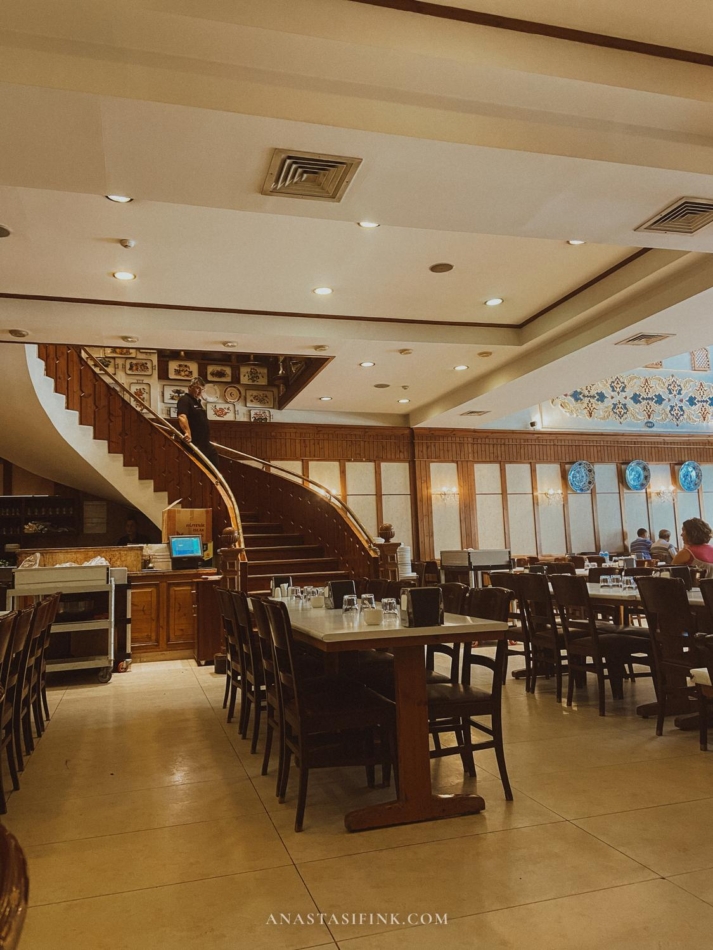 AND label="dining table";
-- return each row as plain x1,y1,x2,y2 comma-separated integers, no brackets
282,603,508,832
